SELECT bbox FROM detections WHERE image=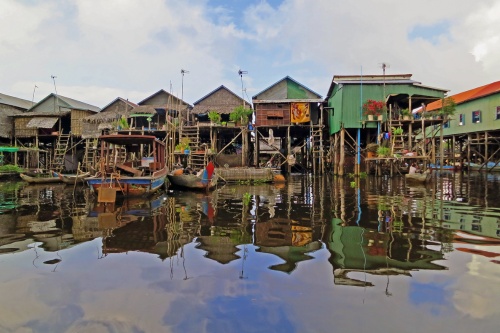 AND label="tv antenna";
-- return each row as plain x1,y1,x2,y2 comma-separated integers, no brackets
238,69,248,107
32,84,38,106
378,63,390,102
51,75,59,112
51,75,58,95
181,69,189,101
